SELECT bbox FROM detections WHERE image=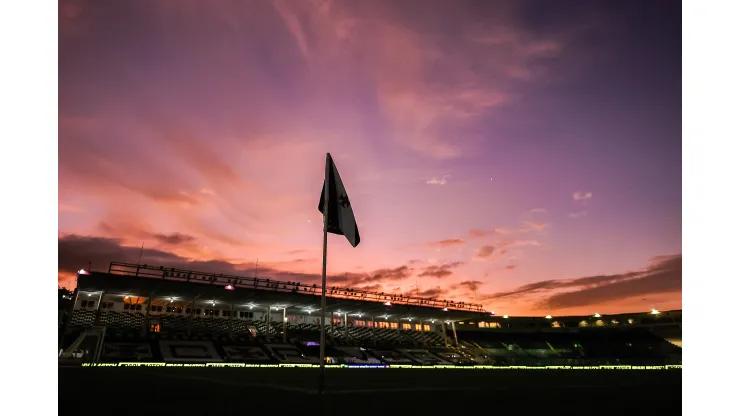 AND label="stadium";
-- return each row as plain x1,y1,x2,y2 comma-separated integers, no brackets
58,262,682,414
